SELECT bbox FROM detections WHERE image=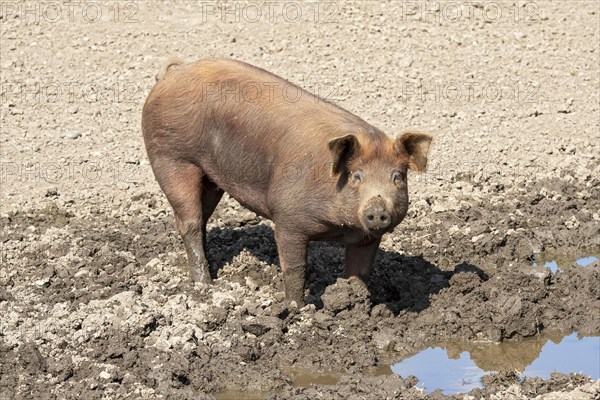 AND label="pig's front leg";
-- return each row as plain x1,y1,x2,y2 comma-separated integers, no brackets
345,238,381,286
275,228,308,306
